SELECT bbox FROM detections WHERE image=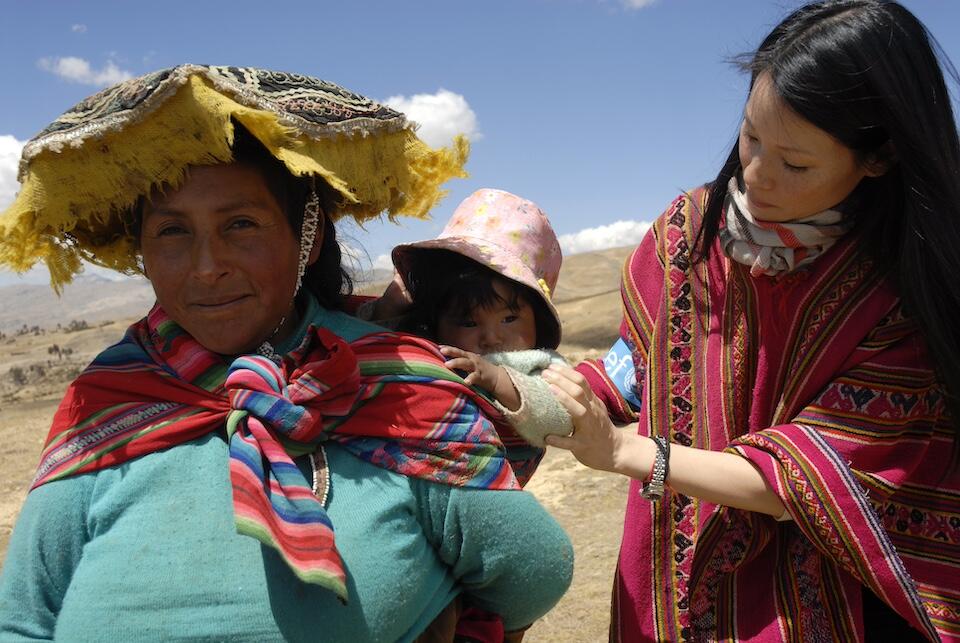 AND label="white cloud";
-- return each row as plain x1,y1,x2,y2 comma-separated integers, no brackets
621,0,656,8
71,24,87,33
372,253,394,272
559,220,651,255
383,89,480,148
38,56,132,87
0,135,25,211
